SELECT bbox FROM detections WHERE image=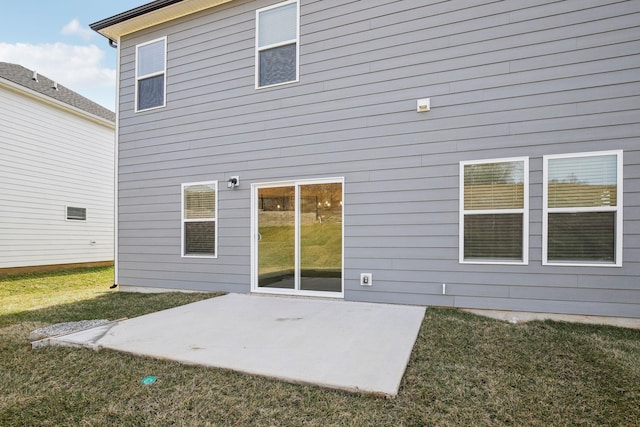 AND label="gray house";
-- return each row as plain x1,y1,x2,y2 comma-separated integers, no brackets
91,0,639,319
